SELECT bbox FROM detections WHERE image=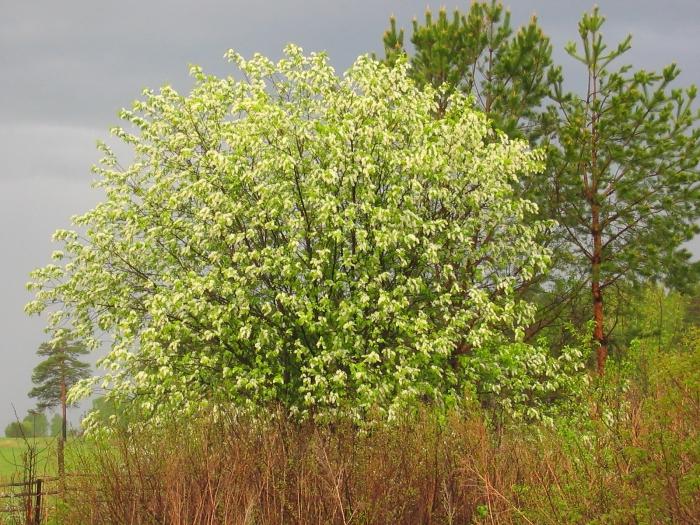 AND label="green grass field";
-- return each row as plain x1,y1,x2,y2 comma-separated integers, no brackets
0,438,57,481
